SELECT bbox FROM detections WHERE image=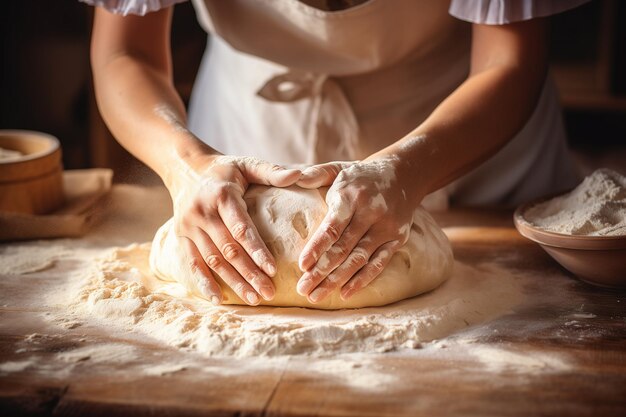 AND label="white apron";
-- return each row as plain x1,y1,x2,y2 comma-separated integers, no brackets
186,0,581,207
